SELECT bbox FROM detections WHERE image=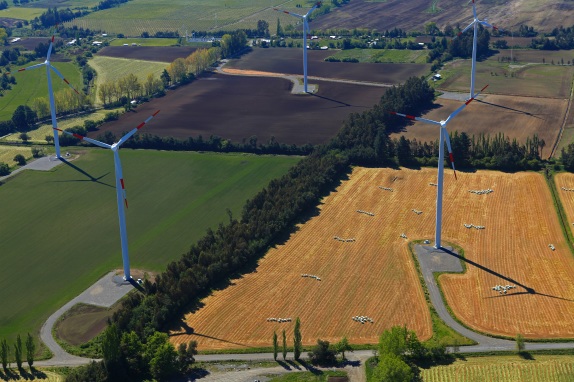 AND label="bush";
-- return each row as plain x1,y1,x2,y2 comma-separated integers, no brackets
13,154,26,166
324,56,341,62
342,57,359,63
0,162,10,176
